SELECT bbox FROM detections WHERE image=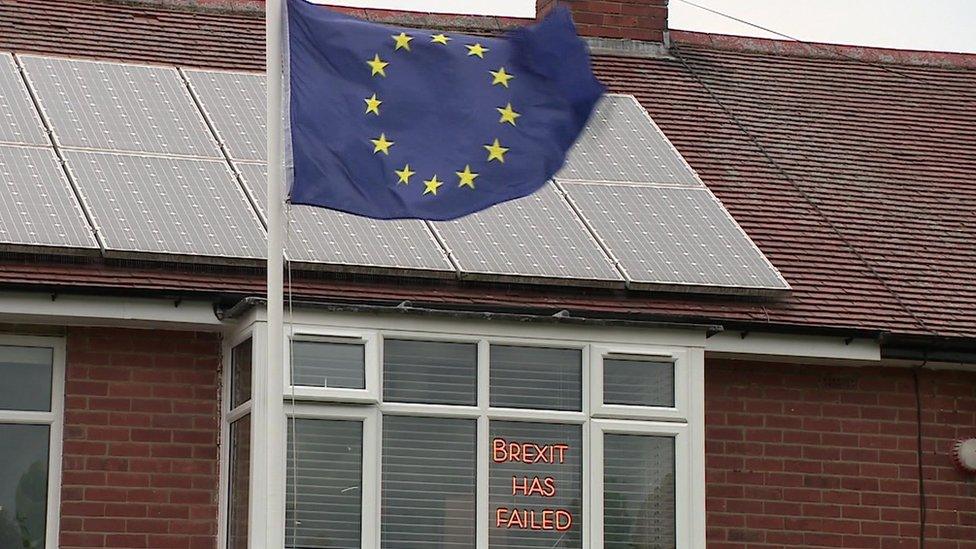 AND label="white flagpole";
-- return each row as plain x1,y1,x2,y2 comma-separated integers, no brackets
253,0,287,547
